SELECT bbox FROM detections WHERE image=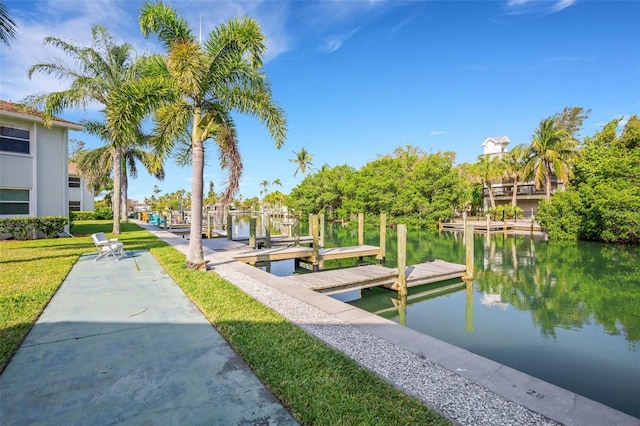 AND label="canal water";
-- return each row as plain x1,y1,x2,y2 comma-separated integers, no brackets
231,215,640,418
